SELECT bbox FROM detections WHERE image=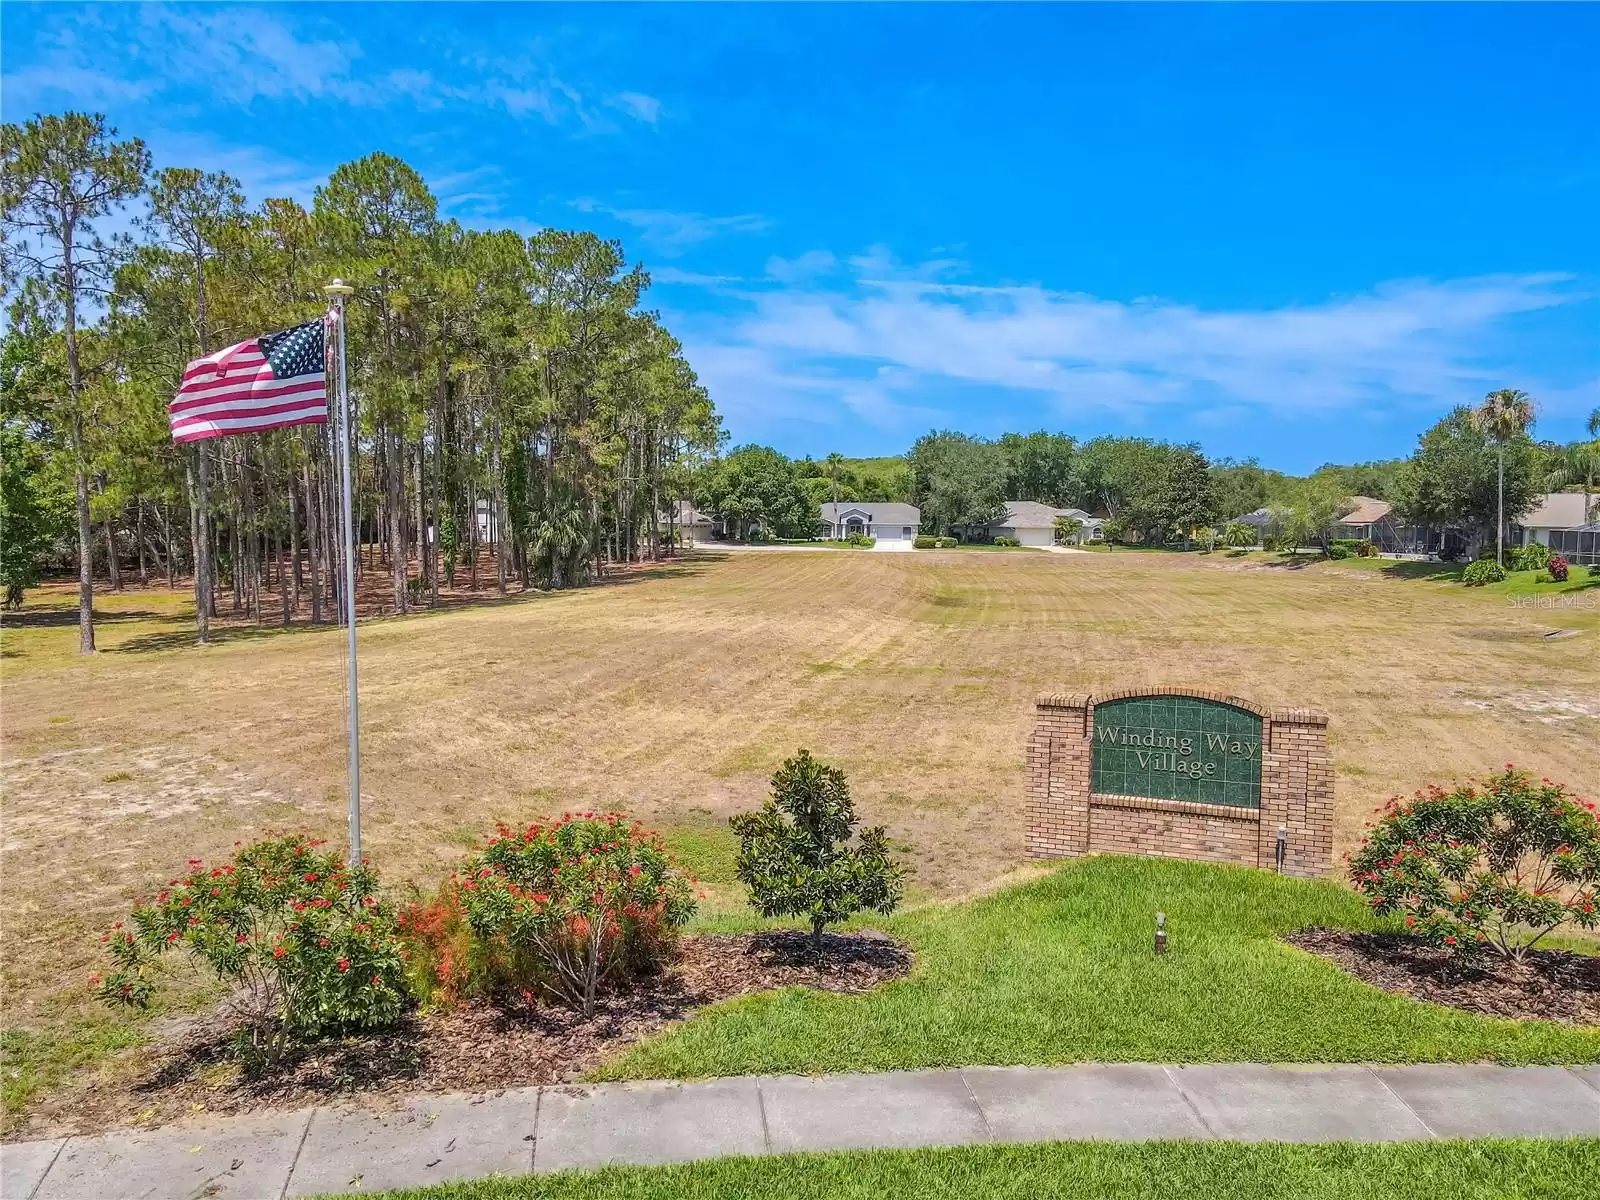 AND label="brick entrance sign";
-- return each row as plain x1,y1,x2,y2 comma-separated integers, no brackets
1026,687,1333,878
